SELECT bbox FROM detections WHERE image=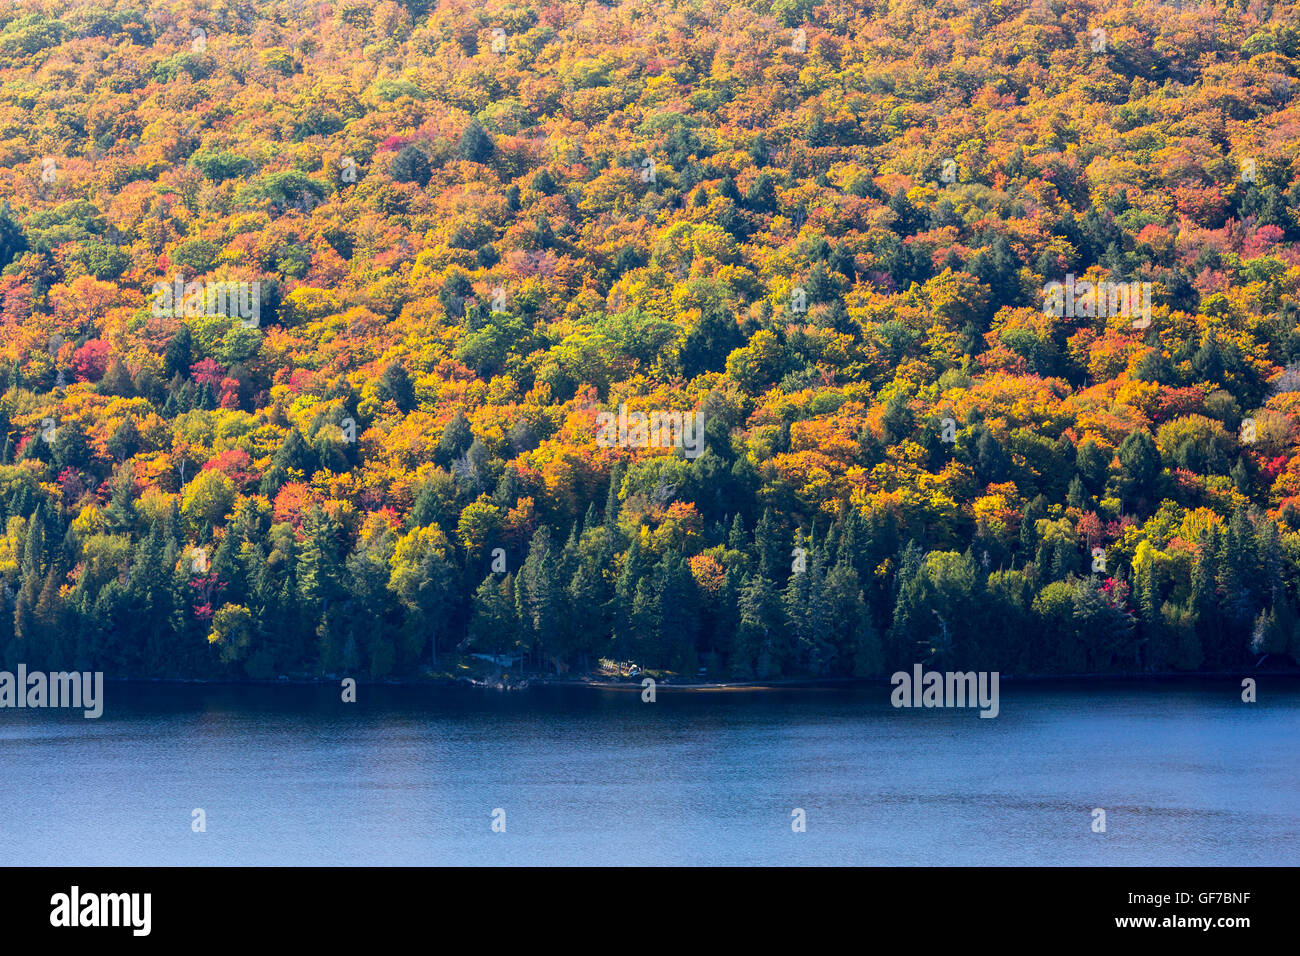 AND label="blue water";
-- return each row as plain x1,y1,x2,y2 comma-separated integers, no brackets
2,679,1296,865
